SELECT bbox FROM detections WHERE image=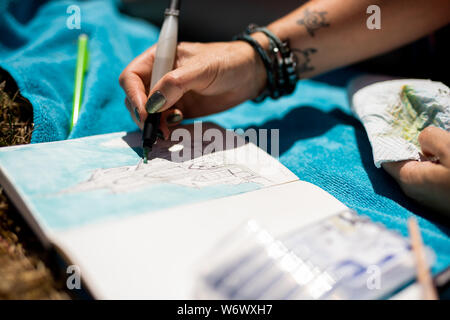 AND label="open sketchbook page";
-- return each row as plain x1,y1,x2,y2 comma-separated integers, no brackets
55,180,347,299
0,122,297,245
